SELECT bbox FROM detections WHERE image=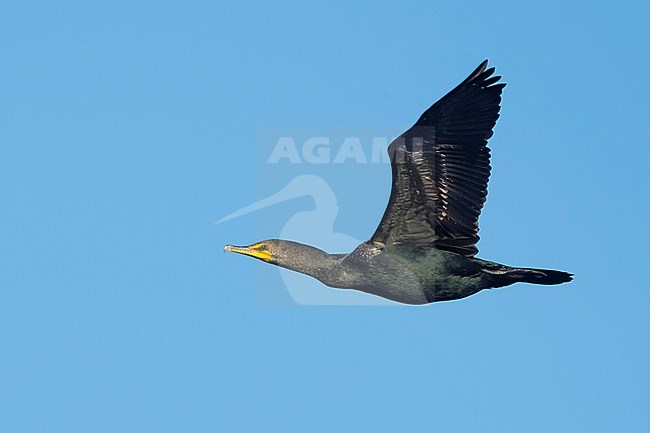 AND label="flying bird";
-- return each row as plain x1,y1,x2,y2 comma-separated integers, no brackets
224,60,572,304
